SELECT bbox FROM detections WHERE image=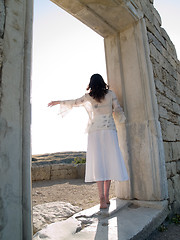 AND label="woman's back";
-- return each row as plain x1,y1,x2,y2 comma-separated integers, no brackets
87,90,113,117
